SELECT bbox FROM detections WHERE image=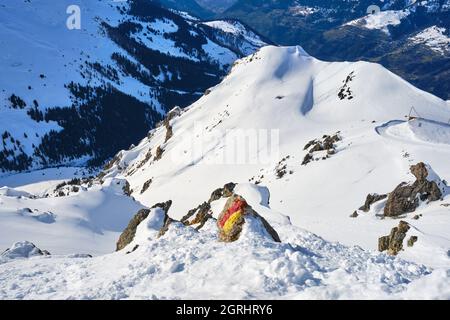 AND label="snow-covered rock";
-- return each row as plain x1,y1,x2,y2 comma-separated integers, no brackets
1,241,49,260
